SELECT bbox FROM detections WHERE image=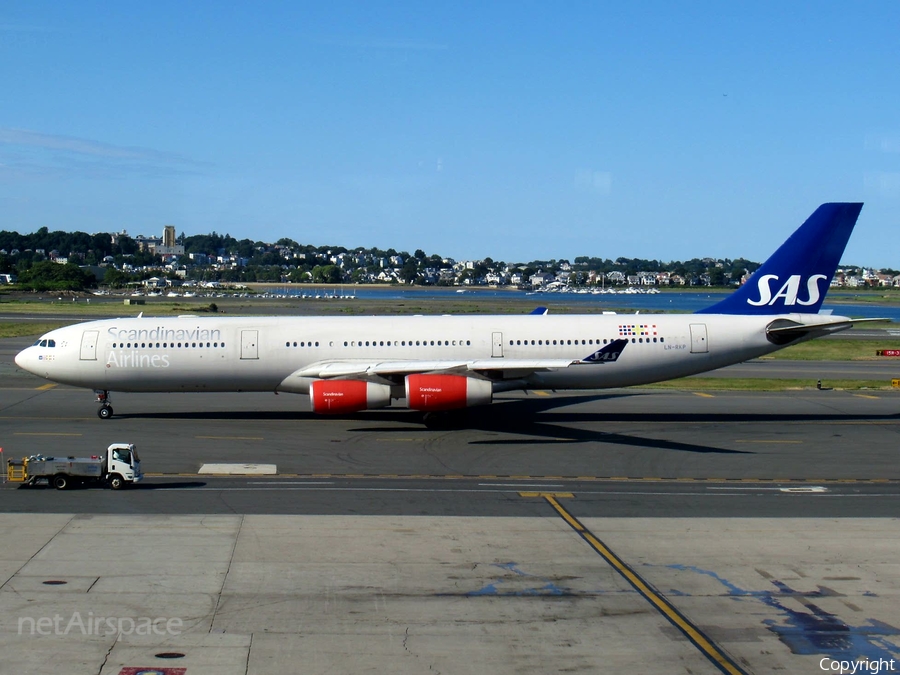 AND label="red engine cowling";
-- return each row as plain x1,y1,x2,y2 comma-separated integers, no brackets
405,374,492,411
310,380,391,414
